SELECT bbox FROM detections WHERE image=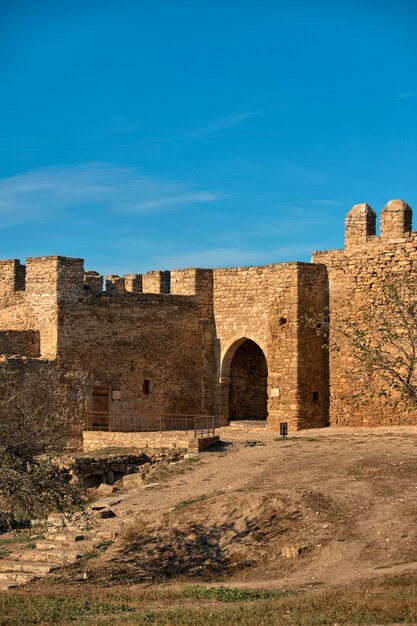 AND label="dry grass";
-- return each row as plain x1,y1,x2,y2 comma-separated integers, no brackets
1,572,416,625
143,456,203,485
0,529,39,559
